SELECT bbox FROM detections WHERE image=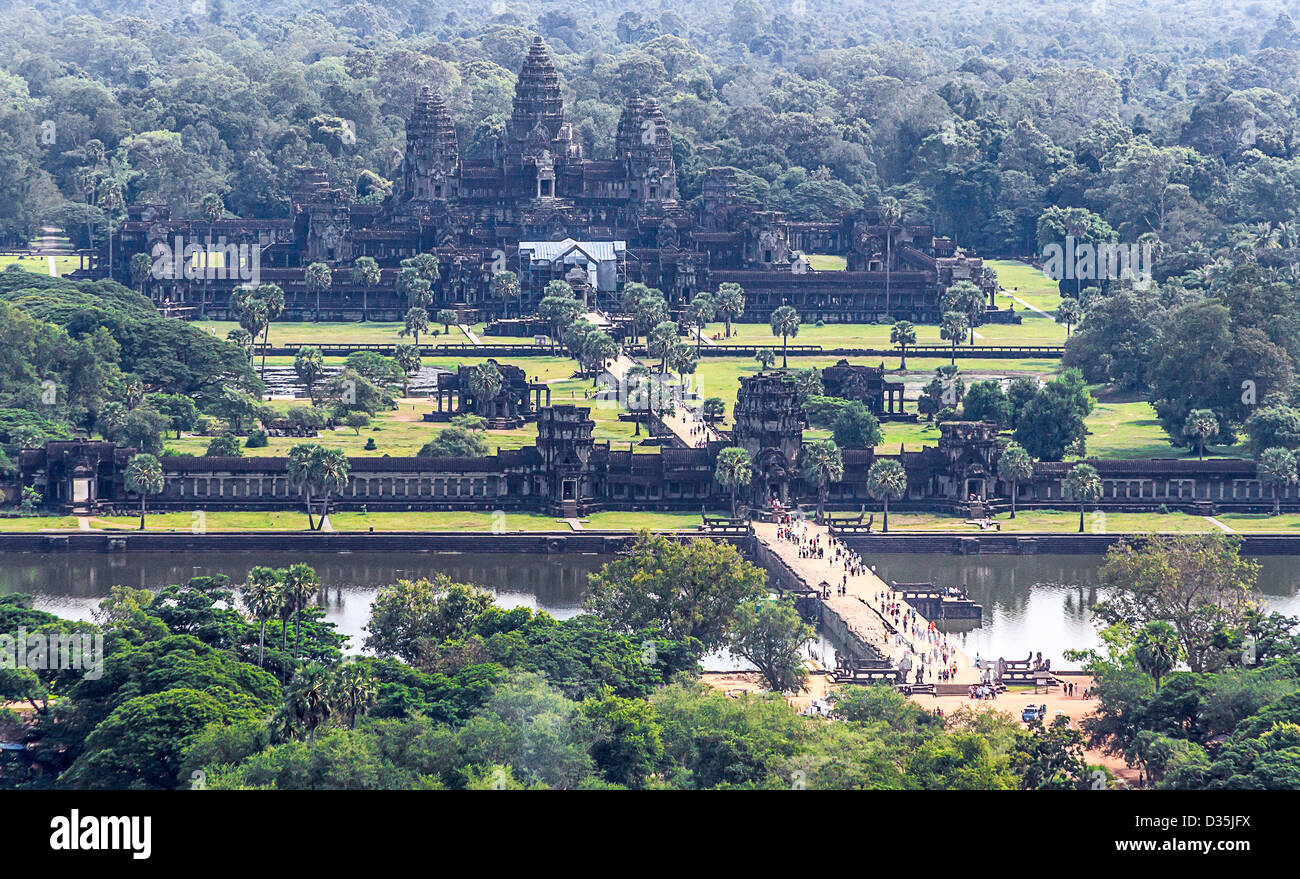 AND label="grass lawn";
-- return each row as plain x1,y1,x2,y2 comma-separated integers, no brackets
1215,513,1300,532
581,511,728,530
870,509,1217,533
0,253,82,276
0,516,83,531
194,320,469,348
90,510,573,532
166,400,541,457
1078,398,1249,460
988,259,1063,314
804,254,847,271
